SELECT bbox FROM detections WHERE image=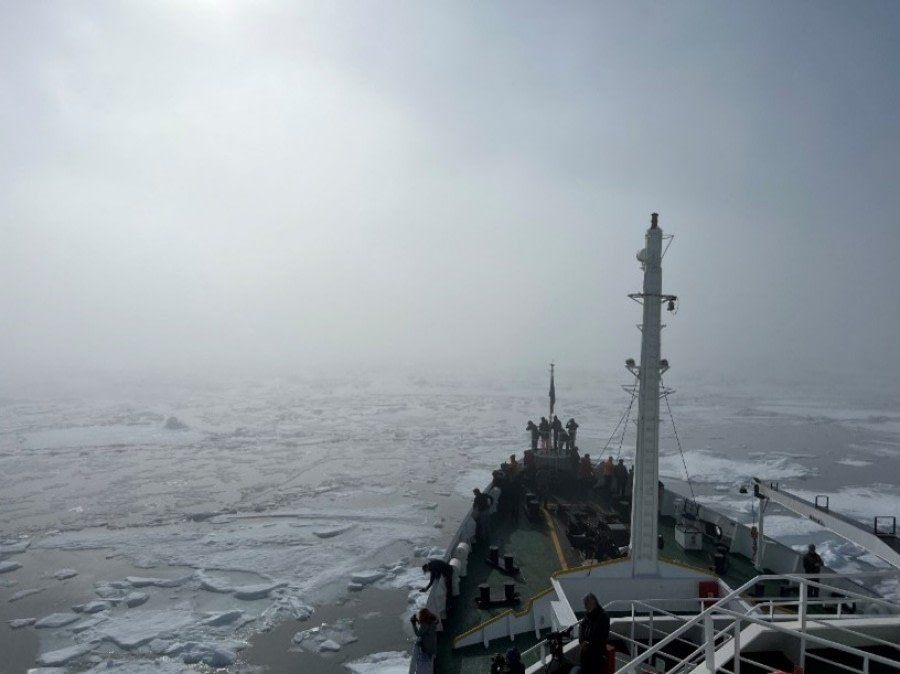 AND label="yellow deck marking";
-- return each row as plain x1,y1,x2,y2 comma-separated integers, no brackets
542,506,569,571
